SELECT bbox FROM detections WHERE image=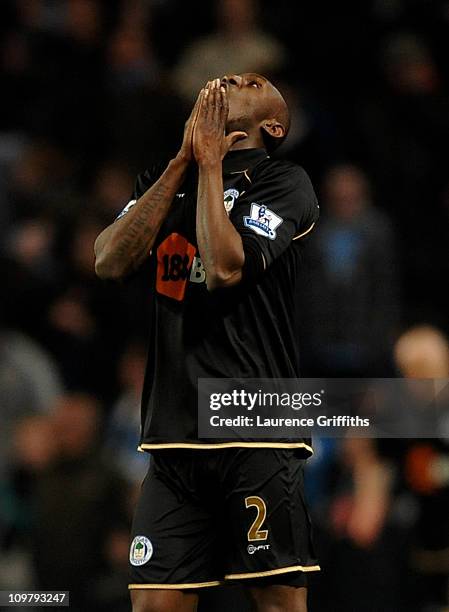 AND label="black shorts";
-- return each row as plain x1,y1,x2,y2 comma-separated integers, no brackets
129,448,319,590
